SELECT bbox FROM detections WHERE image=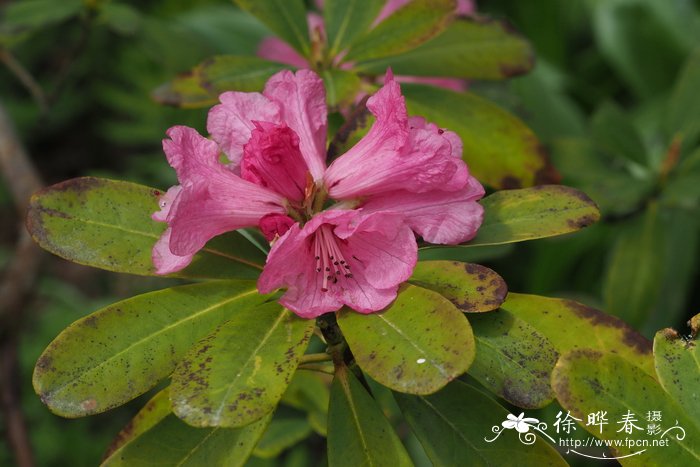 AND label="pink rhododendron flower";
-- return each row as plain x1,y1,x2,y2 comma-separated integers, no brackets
257,0,475,94
152,69,484,318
